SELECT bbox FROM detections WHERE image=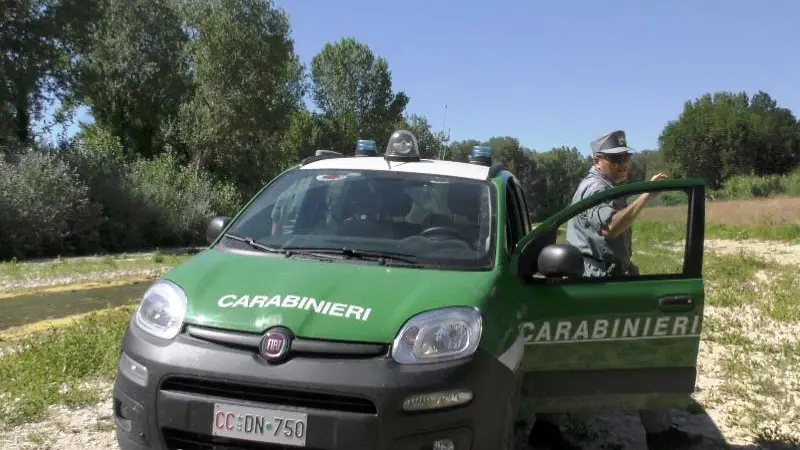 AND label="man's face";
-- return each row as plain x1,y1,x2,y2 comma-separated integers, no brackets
594,152,631,183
